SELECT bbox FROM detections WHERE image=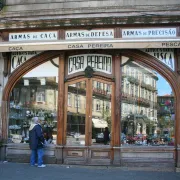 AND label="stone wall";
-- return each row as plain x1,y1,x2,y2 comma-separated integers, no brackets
0,0,180,29
5,0,180,6
4,0,180,15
